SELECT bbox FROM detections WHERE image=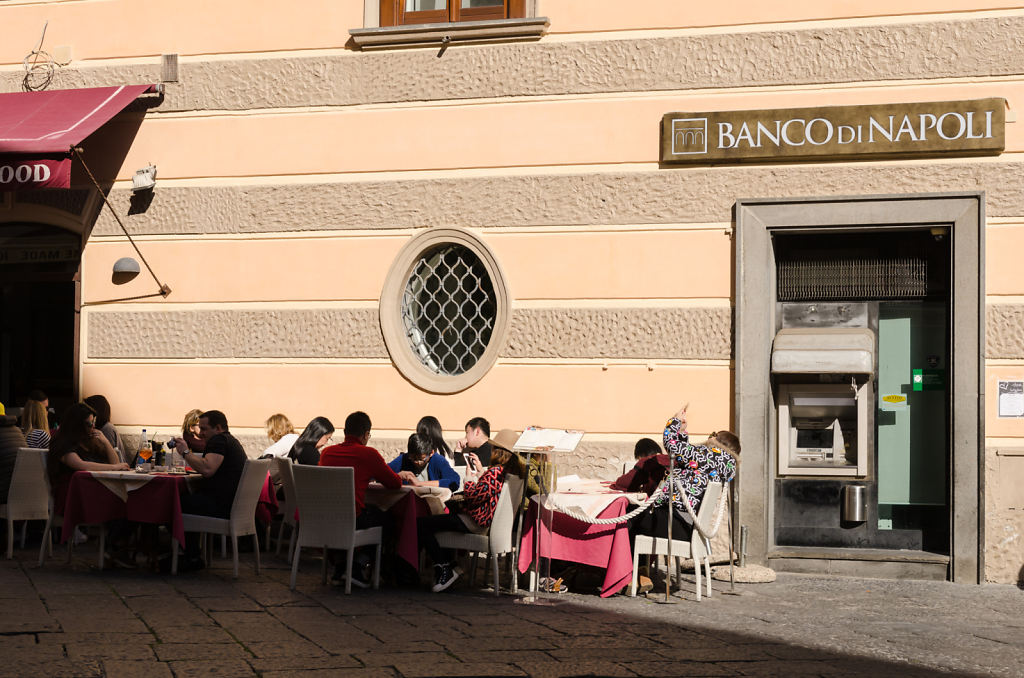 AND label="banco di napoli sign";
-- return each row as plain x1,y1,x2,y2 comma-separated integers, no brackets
660,98,1005,165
